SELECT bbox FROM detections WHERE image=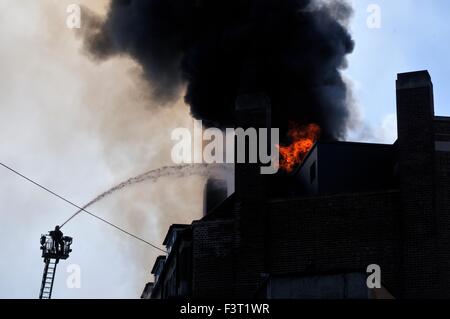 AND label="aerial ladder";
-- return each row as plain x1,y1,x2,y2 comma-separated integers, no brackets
39,226,73,299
